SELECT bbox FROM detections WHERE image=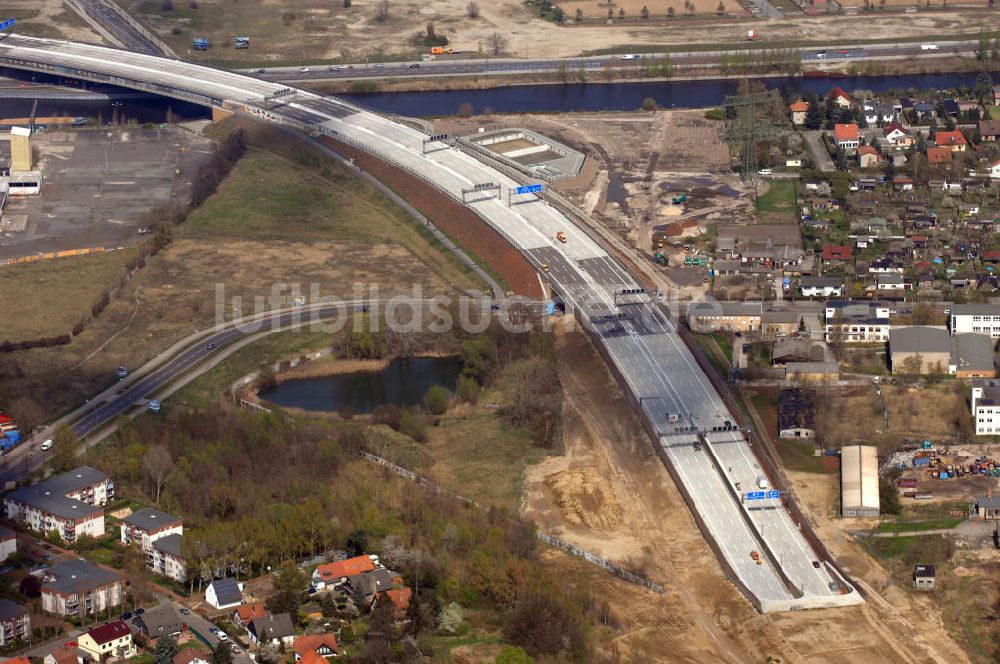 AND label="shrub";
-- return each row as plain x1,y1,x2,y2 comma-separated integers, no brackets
423,385,450,415
399,408,428,443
